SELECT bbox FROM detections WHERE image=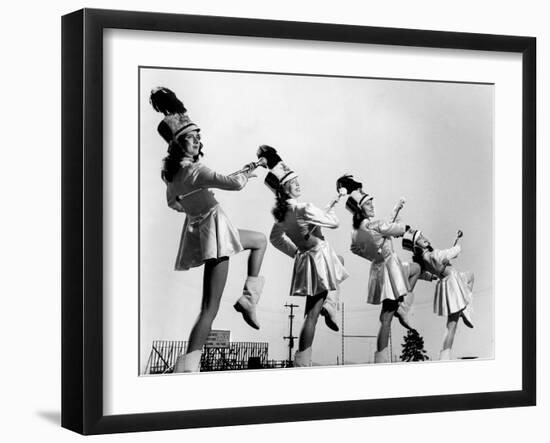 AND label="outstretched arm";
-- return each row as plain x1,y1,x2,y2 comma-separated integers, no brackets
302,203,340,229
196,164,248,191
371,219,407,238
433,245,462,265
